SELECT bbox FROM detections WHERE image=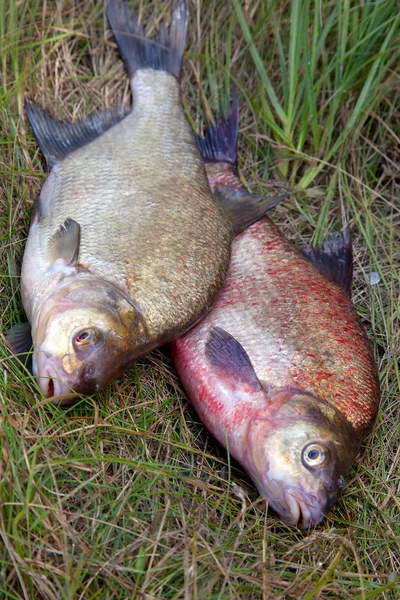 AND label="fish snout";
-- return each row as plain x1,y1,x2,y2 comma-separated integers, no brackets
266,483,336,529
281,485,338,529
281,488,323,528
35,353,71,398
